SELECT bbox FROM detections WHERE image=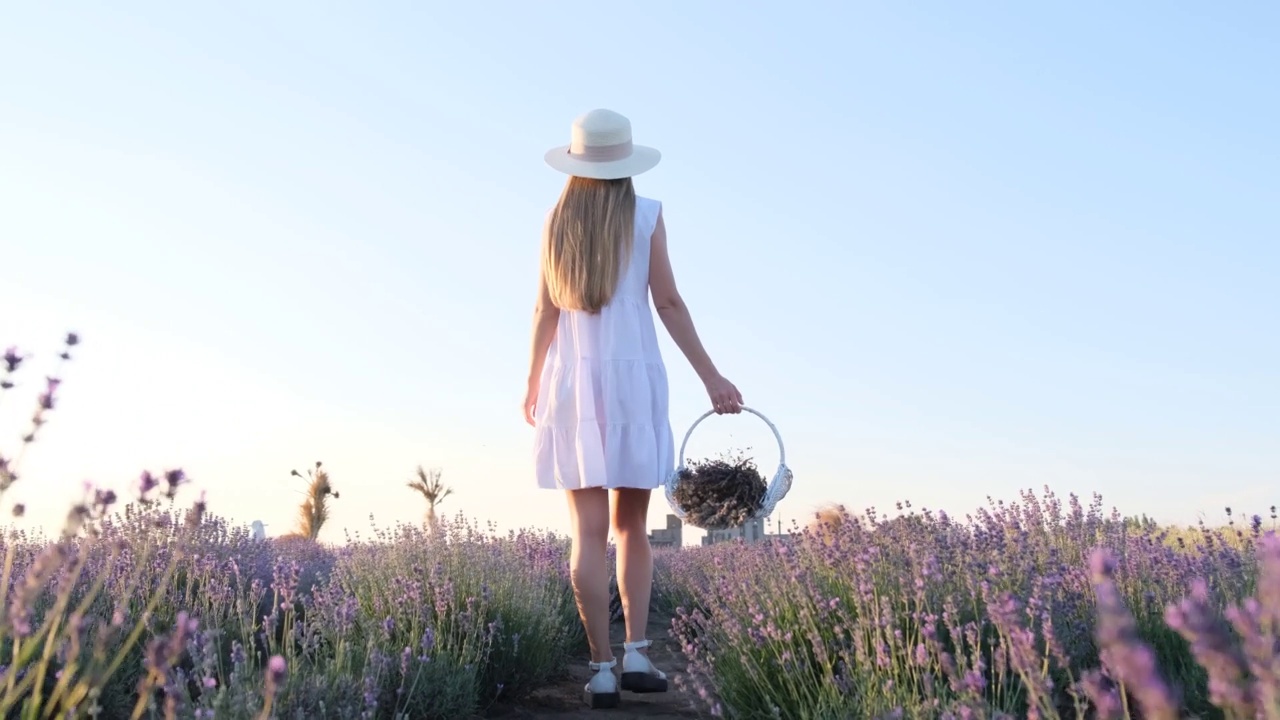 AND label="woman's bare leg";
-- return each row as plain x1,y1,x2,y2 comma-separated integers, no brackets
610,488,653,649
566,488,613,663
